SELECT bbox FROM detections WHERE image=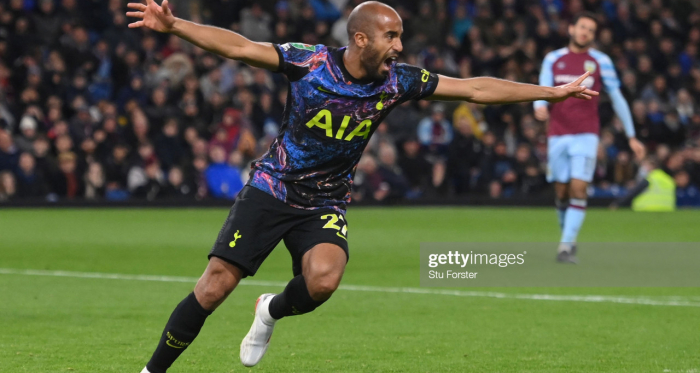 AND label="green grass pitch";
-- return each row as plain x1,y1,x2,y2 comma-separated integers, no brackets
1,207,699,372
